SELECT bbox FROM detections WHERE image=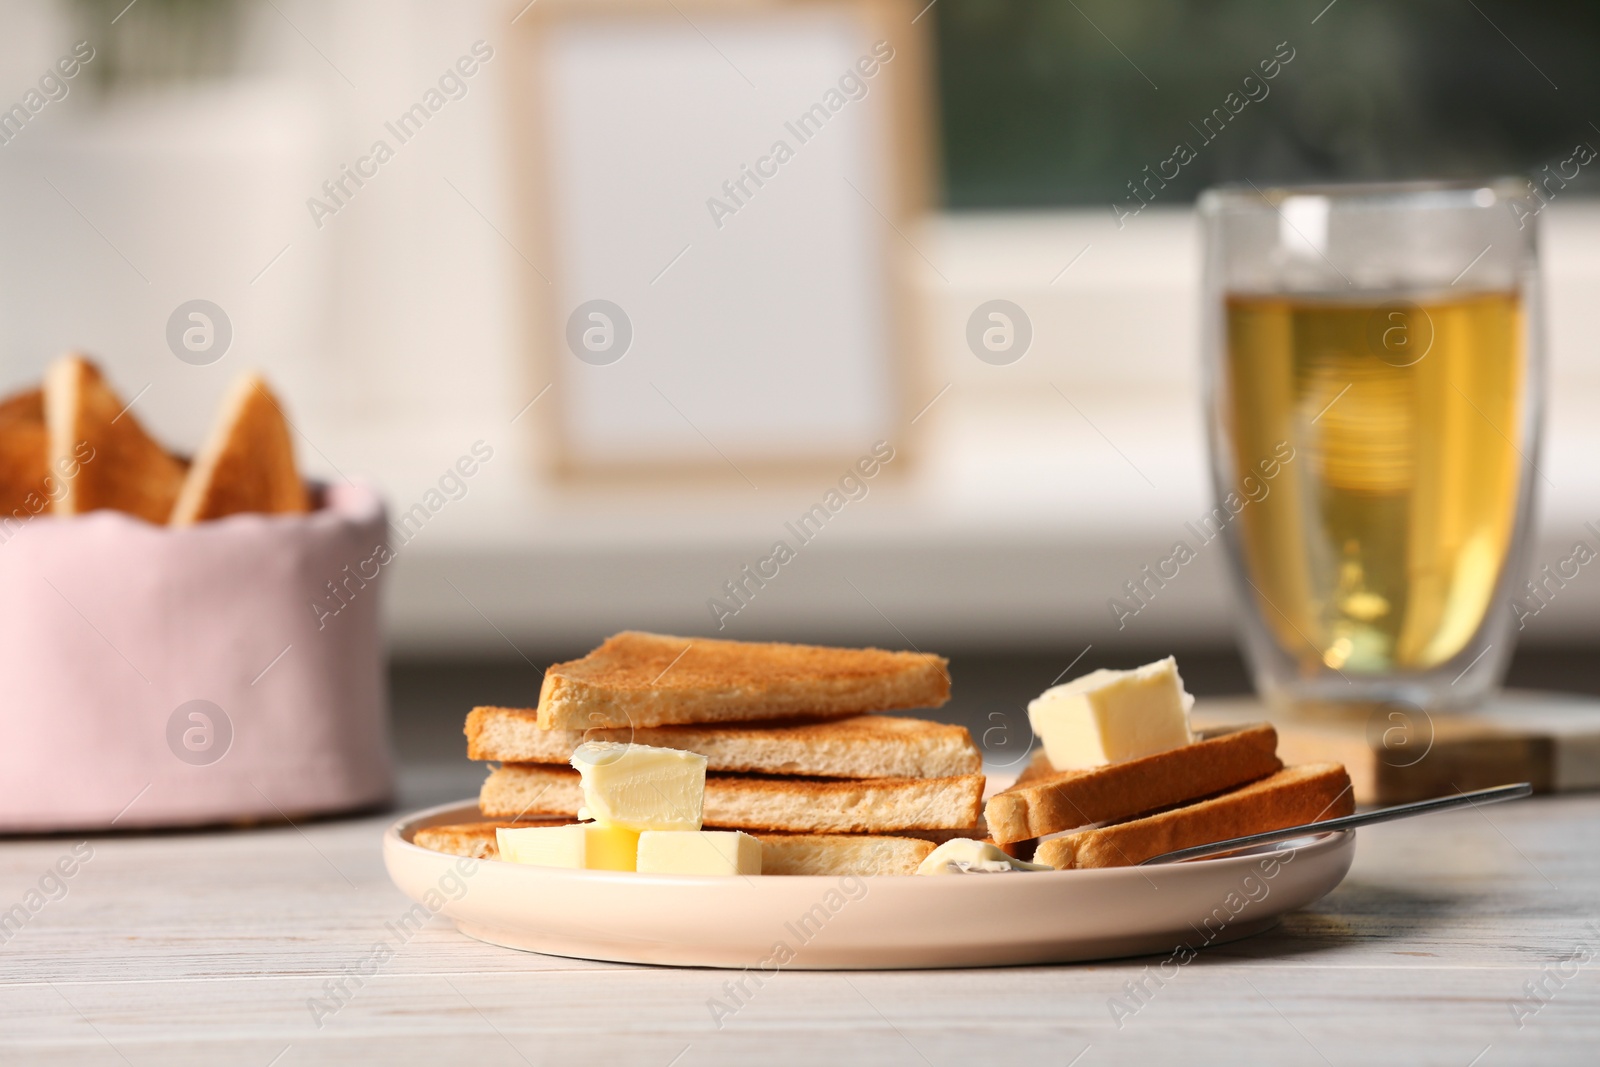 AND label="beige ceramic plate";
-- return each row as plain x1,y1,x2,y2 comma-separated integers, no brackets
384,799,1354,969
